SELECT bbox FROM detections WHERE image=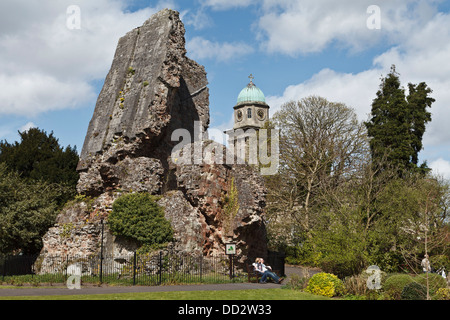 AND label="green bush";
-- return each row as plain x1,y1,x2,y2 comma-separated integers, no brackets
314,229,366,278
383,274,414,300
108,193,173,248
319,257,364,279
401,282,427,300
415,273,447,295
305,272,344,297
